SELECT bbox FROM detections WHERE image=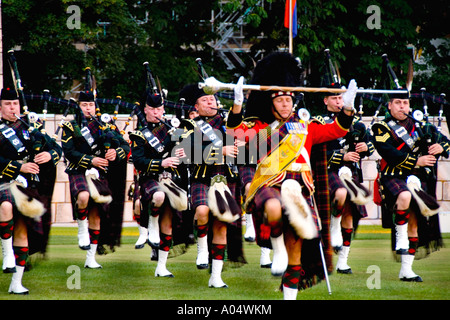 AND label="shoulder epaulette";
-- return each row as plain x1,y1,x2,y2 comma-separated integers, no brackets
129,130,146,141
372,121,392,139
62,120,75,132
242,120,256,129
184,119,197,128
310,115,325,125
372,121,390,130
32,122,43,130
